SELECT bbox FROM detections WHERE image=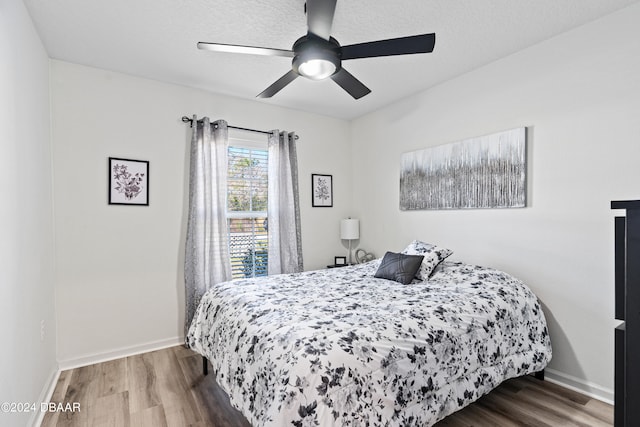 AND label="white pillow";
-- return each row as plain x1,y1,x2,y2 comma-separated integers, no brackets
401,240,453,280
